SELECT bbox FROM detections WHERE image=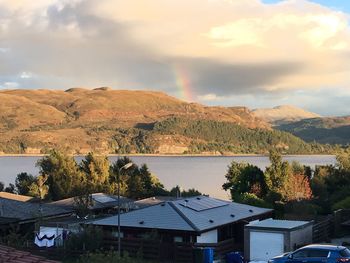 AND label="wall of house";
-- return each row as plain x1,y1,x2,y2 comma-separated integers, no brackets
289,224,313,250
197,229,218,243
